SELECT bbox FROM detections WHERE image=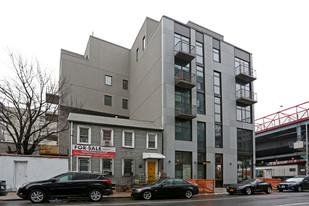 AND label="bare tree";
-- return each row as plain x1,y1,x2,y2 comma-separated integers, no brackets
0,52,70,155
